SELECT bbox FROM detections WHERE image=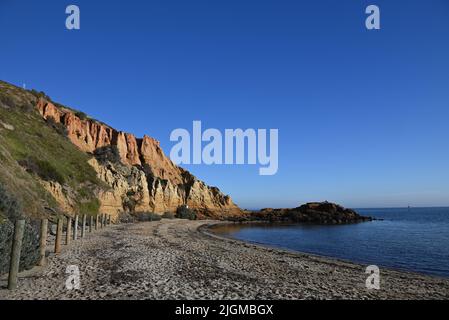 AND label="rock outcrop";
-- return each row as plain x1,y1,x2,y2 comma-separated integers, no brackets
36,99,242,219
250,202,372,224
